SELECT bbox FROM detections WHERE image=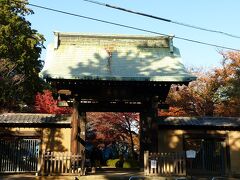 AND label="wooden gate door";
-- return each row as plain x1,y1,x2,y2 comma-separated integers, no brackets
0,138,40,172
184,136,228,176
